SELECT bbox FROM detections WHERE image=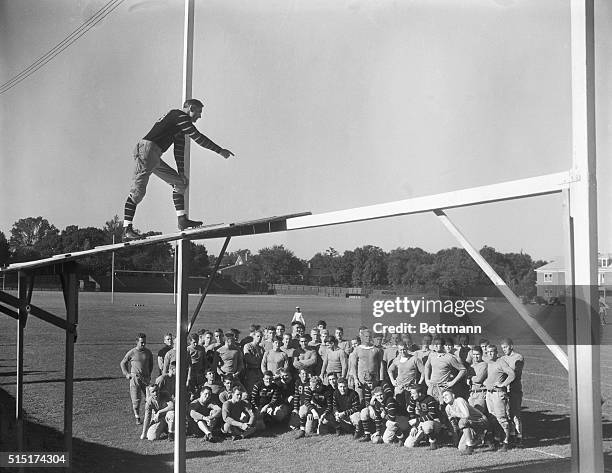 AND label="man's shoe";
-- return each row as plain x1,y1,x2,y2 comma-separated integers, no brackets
429,441,438,451
353,431,363,440
499,443,509,452
123,225,141,242
178,215,203,231
295,430,305,439
168,432,174,442
461,446,474,455
359,434,371,443
135,416,142,425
